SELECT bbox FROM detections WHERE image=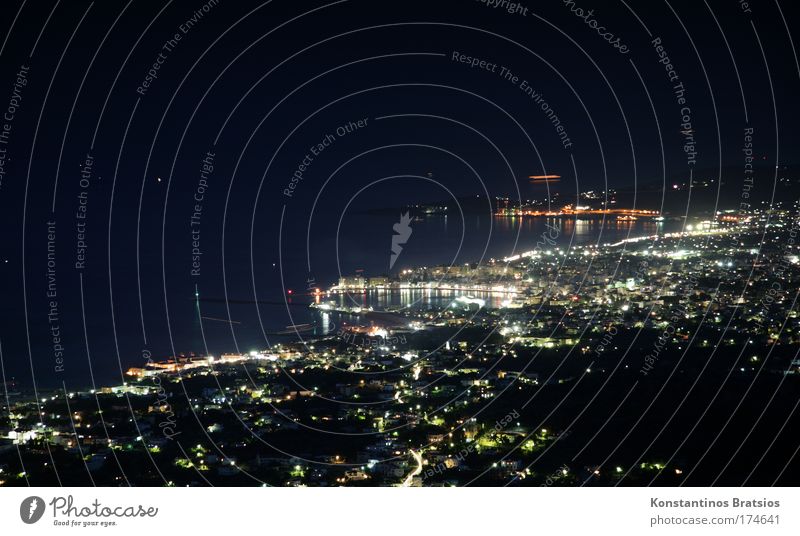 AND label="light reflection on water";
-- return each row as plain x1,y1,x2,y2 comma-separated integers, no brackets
492,216,666,249
314,288,510,335
329,288,513,312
